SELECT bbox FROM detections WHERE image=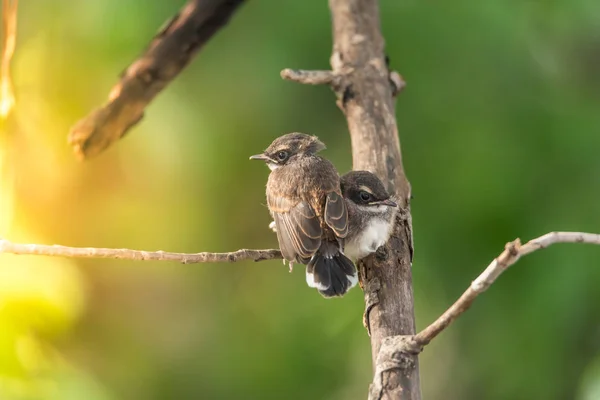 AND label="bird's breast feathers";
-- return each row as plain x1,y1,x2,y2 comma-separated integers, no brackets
345,217,394,260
